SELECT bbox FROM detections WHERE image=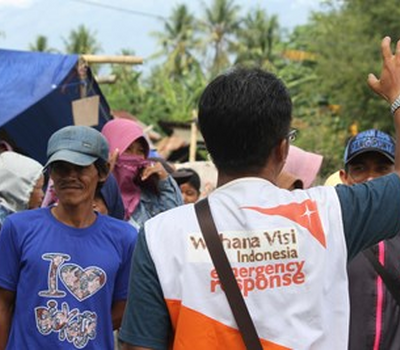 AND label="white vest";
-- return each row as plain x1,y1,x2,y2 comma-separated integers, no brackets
145,178,348,350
